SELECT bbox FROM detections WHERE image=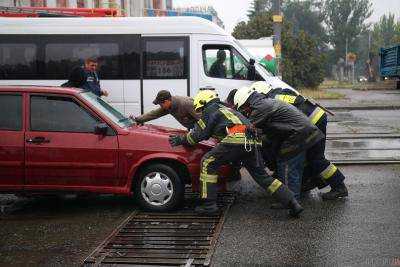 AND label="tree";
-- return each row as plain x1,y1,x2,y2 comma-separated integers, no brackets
371,14,400,51
247,0,272,19
283,0,327,47
324,0,372,59
232,11,274,40
282,28,326,88
232,13,325,88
